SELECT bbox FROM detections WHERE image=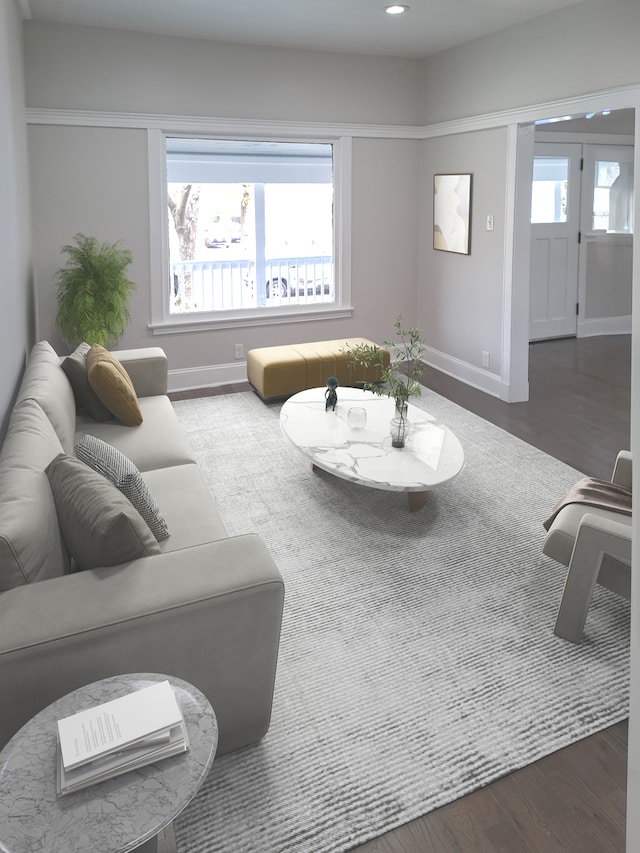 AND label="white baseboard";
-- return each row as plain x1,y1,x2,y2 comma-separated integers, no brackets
168,350,523,402
578,315,632,337
168,361,247,392
422,346,513,401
